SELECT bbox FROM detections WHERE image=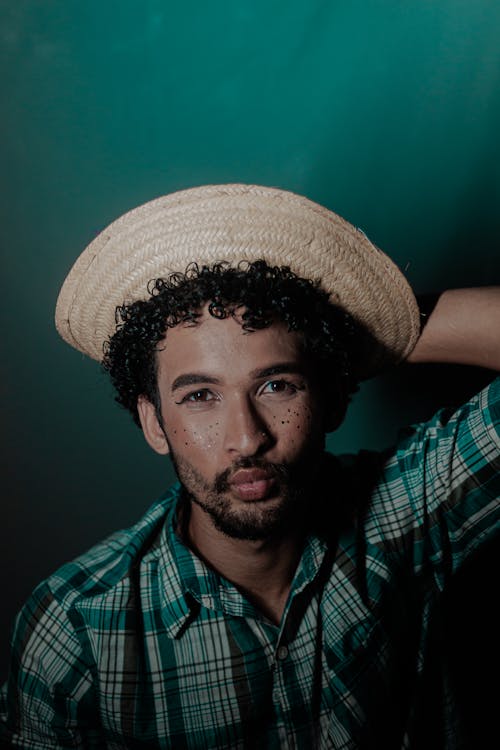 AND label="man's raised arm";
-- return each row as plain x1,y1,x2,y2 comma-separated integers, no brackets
408,287,500,371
